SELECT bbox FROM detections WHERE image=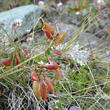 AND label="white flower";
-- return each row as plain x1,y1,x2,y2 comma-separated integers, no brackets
75,11,80,15
26,29,31,33
97,0,106,9
97,0,105,5
27,37,33,43
37,61,44,65
38,1,44,6
13,19,23,27
57,2,63,8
